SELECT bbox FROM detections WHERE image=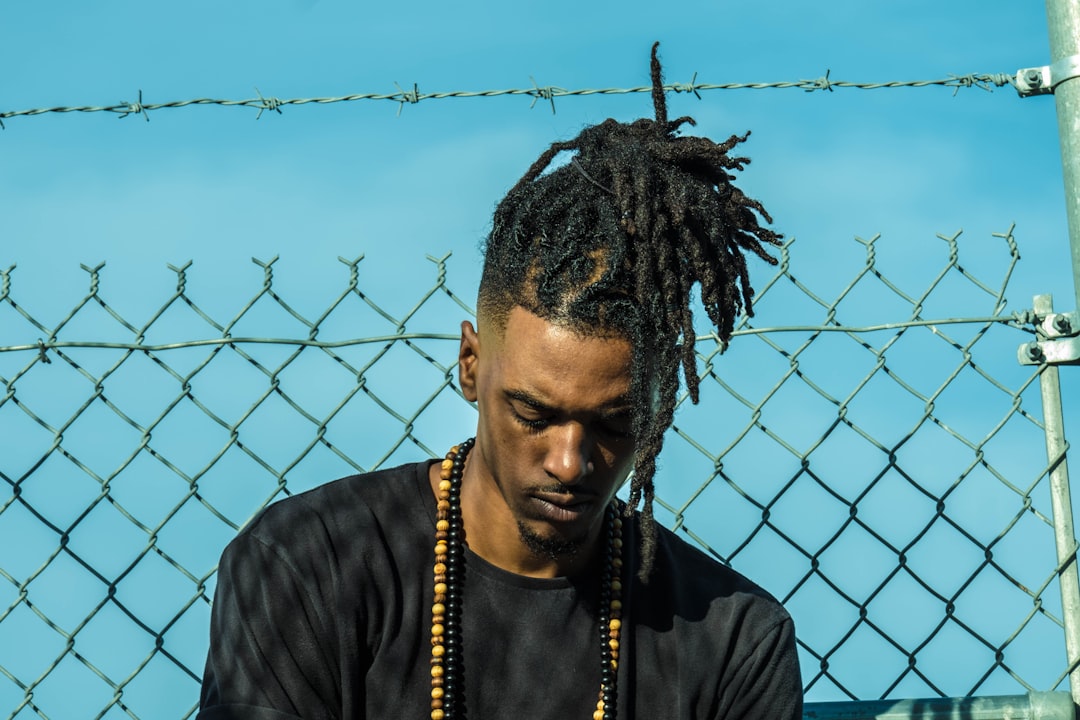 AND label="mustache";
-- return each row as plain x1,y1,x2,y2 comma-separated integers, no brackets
527,483,600,498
